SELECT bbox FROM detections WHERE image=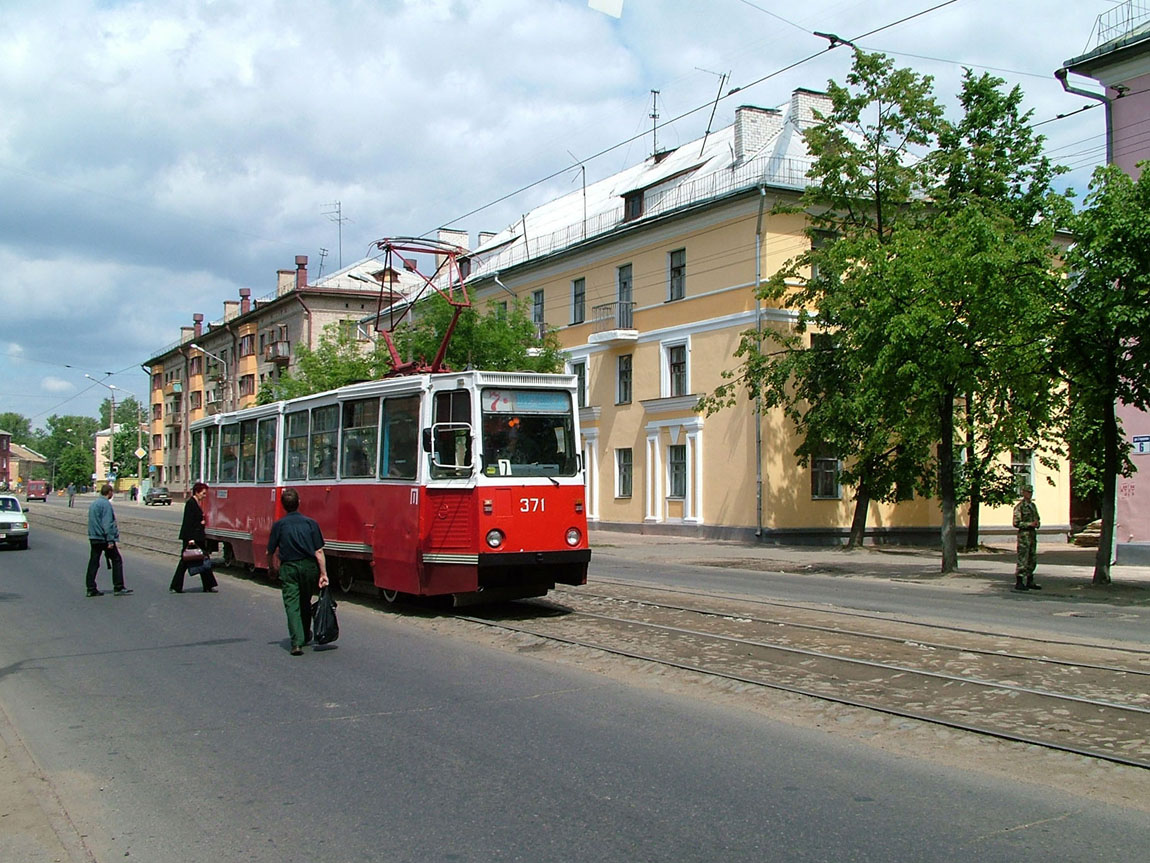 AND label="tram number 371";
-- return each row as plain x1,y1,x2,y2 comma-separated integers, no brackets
520,497,546,512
